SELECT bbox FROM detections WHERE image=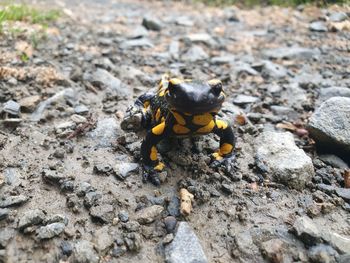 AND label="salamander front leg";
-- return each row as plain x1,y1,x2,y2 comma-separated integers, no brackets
141,122,167,186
